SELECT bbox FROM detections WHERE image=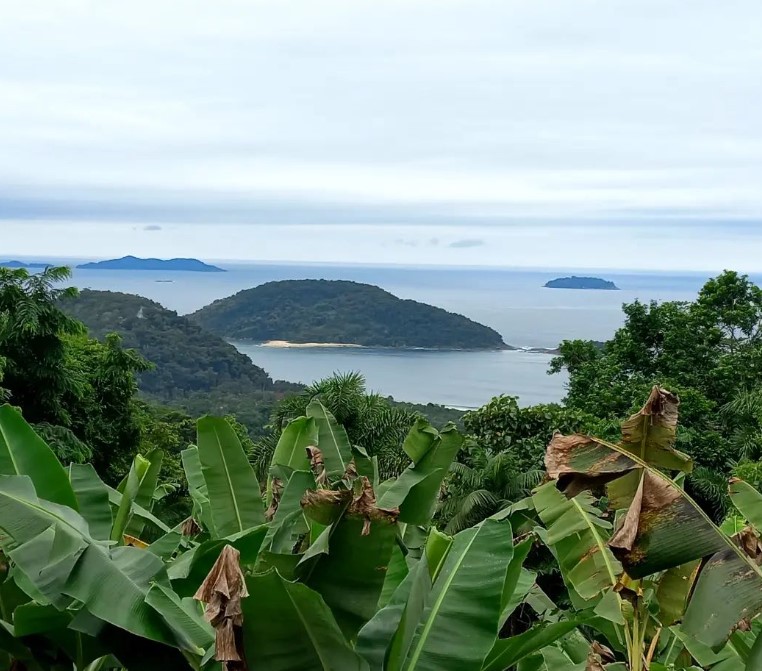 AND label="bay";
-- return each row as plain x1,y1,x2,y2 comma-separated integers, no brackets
231,344,564,409
64,262,747,408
